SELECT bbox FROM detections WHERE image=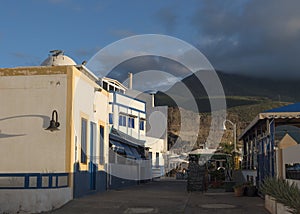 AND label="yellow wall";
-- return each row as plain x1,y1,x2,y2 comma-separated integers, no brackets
0,66,110,176
0,67,68,173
